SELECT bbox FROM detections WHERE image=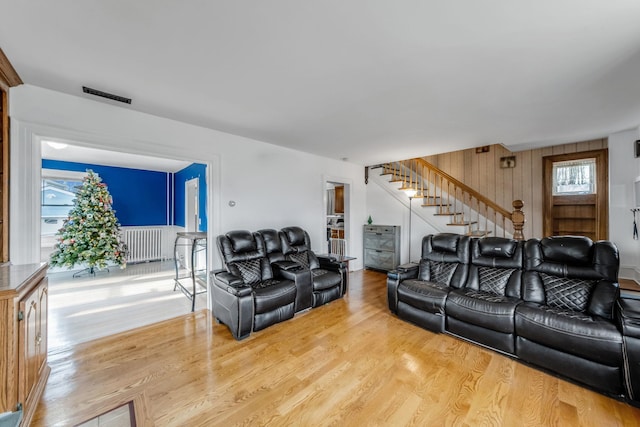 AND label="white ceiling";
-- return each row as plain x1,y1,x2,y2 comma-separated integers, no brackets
41,141,191,173
3,1,640,166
